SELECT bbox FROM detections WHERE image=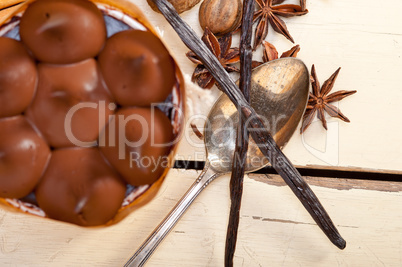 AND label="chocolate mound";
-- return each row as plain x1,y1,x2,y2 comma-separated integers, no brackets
0,0,179,226
0,116,50,199
99,107,174,186
0,37,37,118
98,30,175,107
35,147,127,226
19,0,106,64
26,58,114,148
